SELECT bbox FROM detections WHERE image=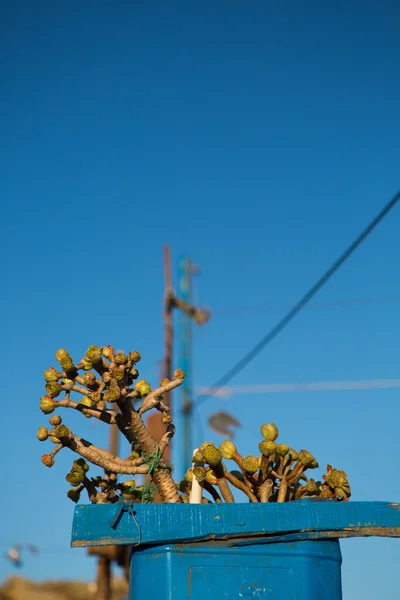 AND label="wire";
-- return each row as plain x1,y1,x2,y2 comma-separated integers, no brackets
195,190,400,409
